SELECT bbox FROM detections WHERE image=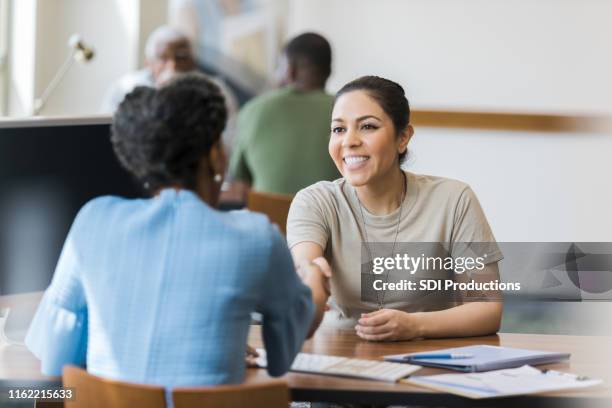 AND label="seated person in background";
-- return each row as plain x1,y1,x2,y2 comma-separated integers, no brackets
101,26,195,112
25,73,327,388
102,26,238,154
290,76,503,341
225,32,340,202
